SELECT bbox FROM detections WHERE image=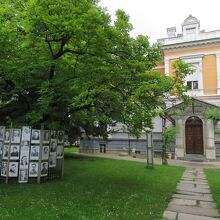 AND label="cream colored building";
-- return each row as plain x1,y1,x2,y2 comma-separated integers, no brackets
158,15,220,160
80,15,220,161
